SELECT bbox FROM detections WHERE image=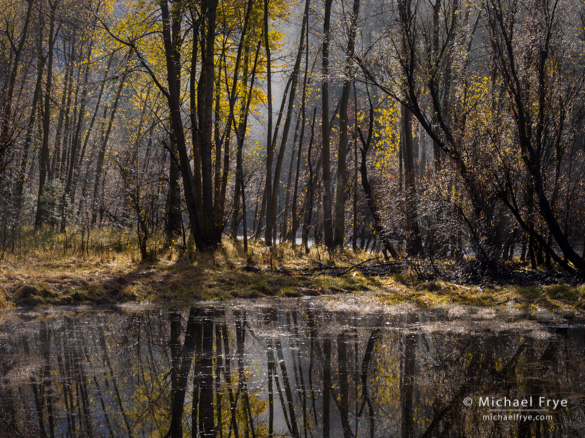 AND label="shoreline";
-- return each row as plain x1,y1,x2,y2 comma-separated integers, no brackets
1,255,584,316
